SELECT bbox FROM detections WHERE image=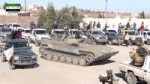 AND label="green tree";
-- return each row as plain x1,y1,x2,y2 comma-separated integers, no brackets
37,6,46,27
98,12,105,18
139,11,145,19
44,3,56,29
